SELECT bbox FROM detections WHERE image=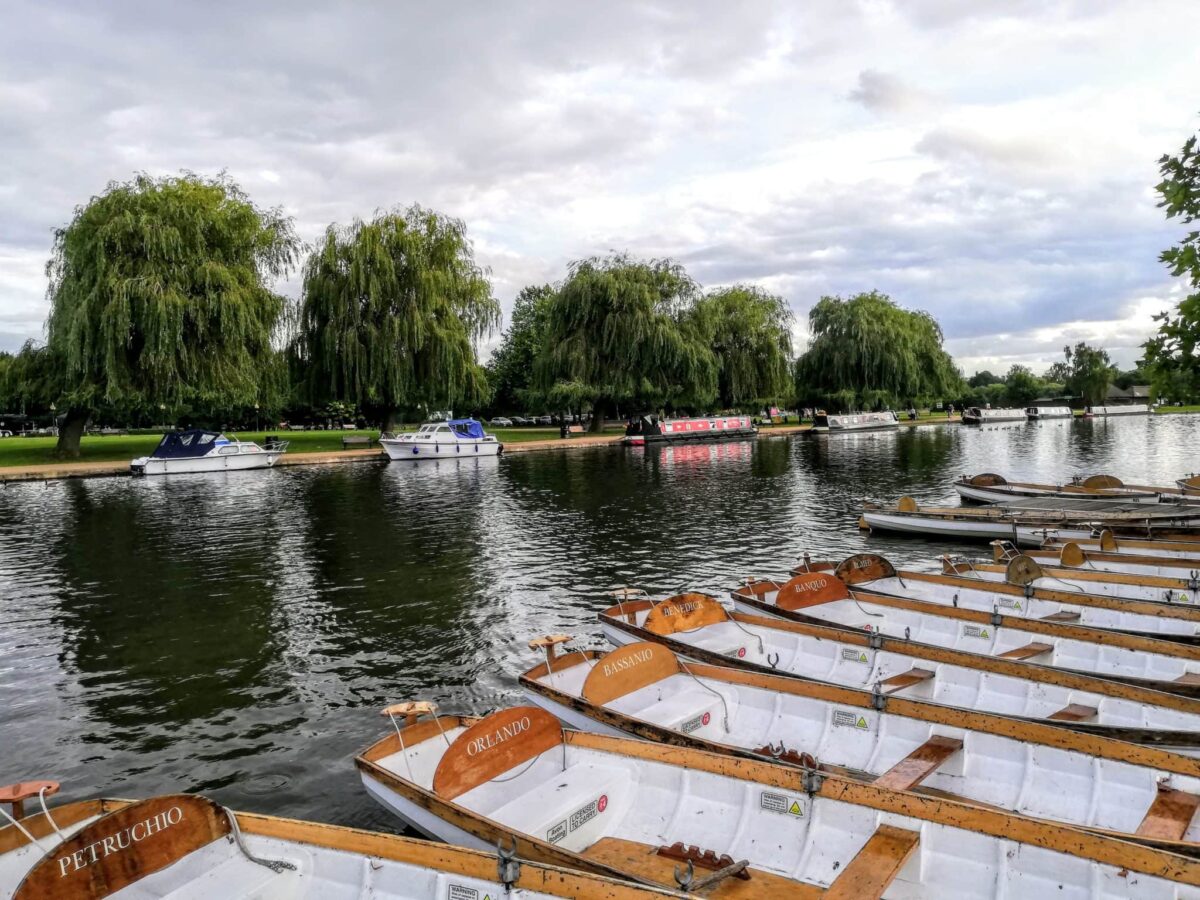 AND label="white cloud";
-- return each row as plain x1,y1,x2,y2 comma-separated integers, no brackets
0,0,1197,373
